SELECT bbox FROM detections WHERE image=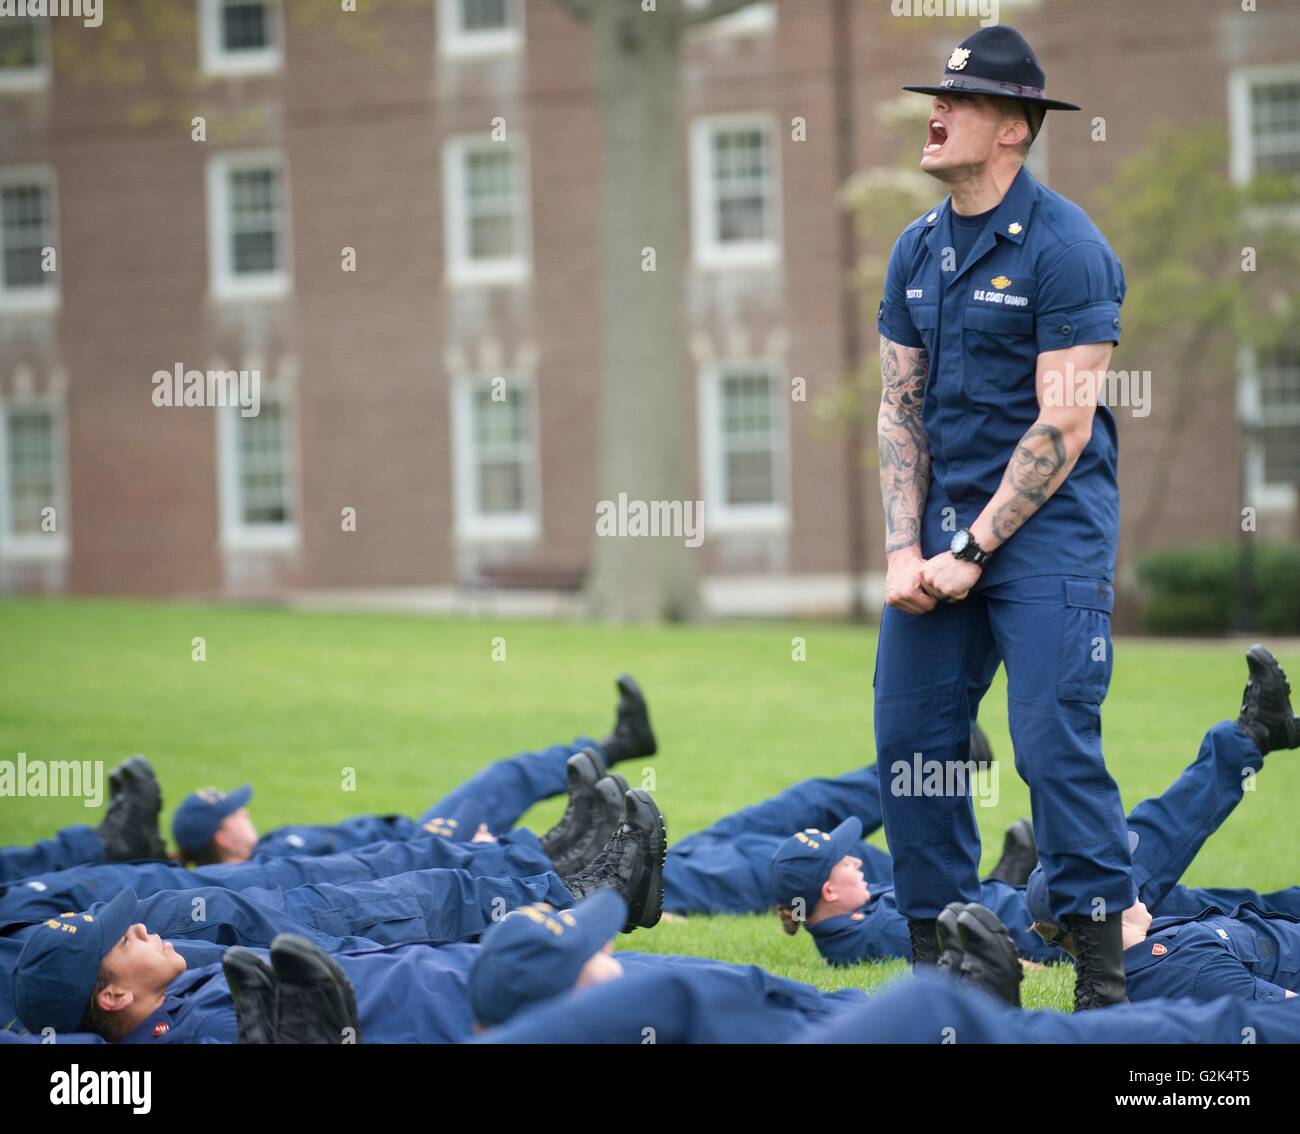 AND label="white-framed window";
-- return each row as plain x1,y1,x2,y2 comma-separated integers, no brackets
442,136,531,286
699,362,788,531
216,389,298,549
206,152,291,300
0,14,50,92
0,167,59,312
1241,344,1300,511
690,114,781,269
199,0,283,76
451,375,539,541
438,0,522,59
0,399,68,559
1229,64,1300,185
